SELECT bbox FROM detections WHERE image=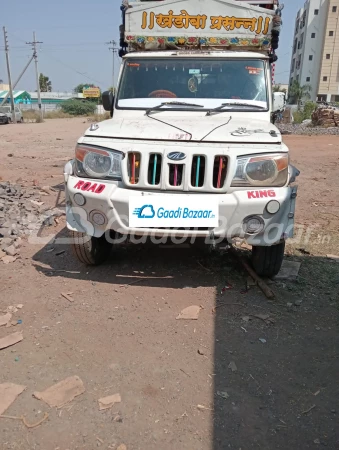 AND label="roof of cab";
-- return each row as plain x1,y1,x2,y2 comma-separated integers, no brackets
123,51,269,59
